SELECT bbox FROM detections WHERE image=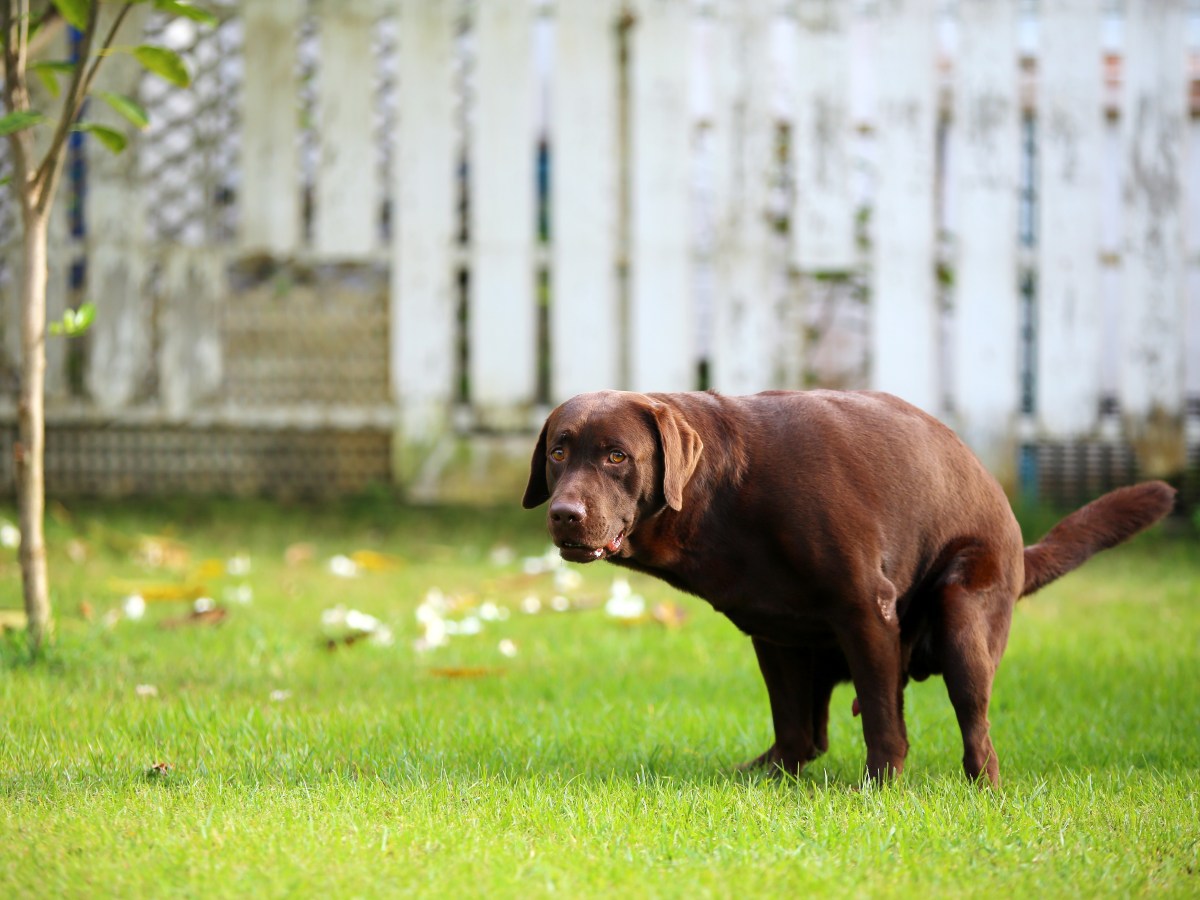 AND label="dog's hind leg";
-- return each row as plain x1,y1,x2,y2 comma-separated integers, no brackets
835,579,909,781
741,638,823,775
938,582,1013,787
